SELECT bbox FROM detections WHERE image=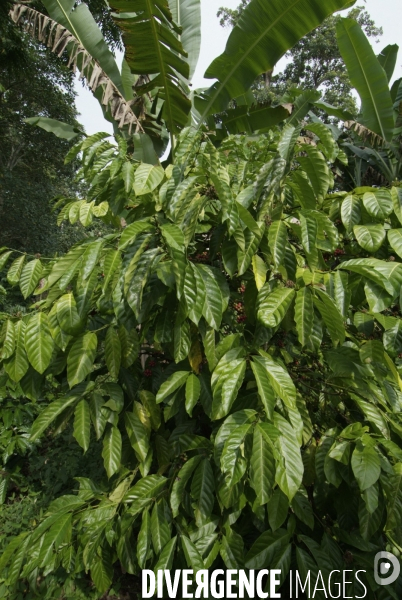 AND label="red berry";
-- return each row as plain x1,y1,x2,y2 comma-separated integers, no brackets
144,369,152,377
